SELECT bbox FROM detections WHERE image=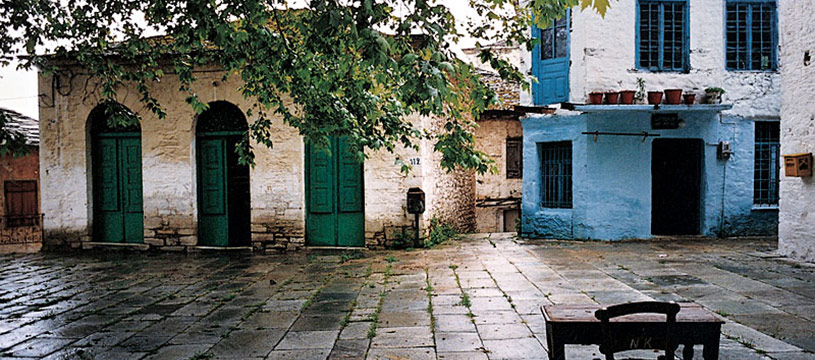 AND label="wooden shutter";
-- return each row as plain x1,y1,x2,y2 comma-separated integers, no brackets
97,138,121,212
309,145,334,213
337,137,363,213
199,138,226,215
506,137,523,179
5,181,37,227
